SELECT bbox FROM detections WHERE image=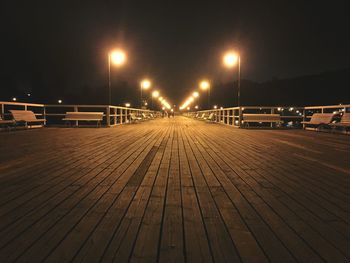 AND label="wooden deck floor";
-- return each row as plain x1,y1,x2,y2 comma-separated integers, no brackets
1,116,350,262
